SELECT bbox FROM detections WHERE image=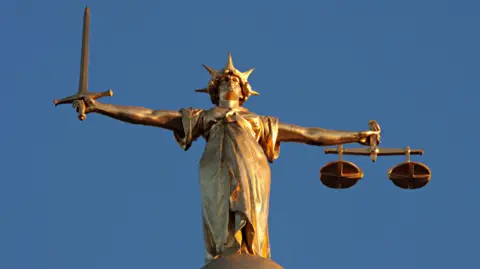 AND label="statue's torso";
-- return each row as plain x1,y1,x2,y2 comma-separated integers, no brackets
200,106,264,143
199,106,270,175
